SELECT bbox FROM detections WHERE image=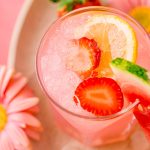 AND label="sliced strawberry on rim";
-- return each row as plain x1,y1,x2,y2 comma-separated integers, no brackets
66,37,101,79
74,0,101,10
74,77,124,116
